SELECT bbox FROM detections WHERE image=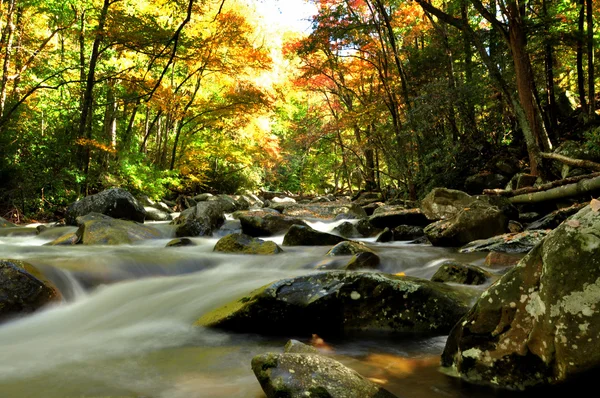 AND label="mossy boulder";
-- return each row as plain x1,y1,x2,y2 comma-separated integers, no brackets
345,252,380,270
332,221,361,238
214,233,282,255
431,261,492,285
441,203,600,390
0,259,62,321
237,211,308,237
326,241,374,256
196,271,478,337
424,201,508,247
0,216,16,228
166,237,197,247
47,213,162,245
420,188,475,221
283,225,347,246
65,188,146,225
459,230,549,254
252,349,396,398
171,201,225,237
144,207,172,221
